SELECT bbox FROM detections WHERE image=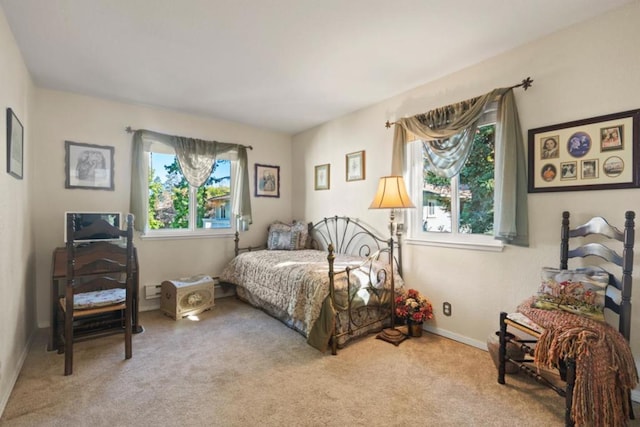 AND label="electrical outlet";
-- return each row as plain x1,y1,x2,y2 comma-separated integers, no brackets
443,302,452,316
